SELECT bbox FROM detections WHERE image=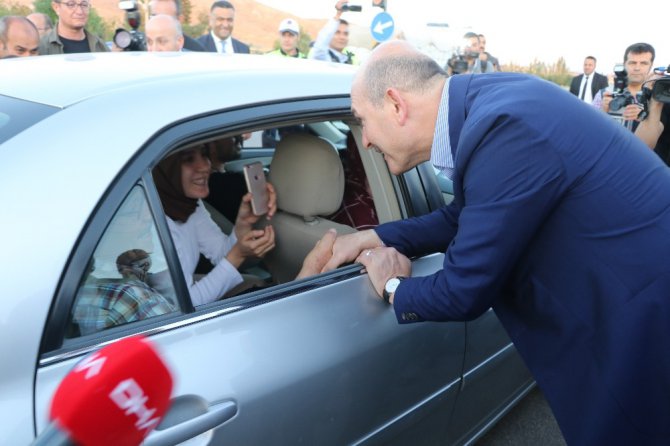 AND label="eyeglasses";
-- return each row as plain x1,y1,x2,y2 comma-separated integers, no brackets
56,1,90,10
